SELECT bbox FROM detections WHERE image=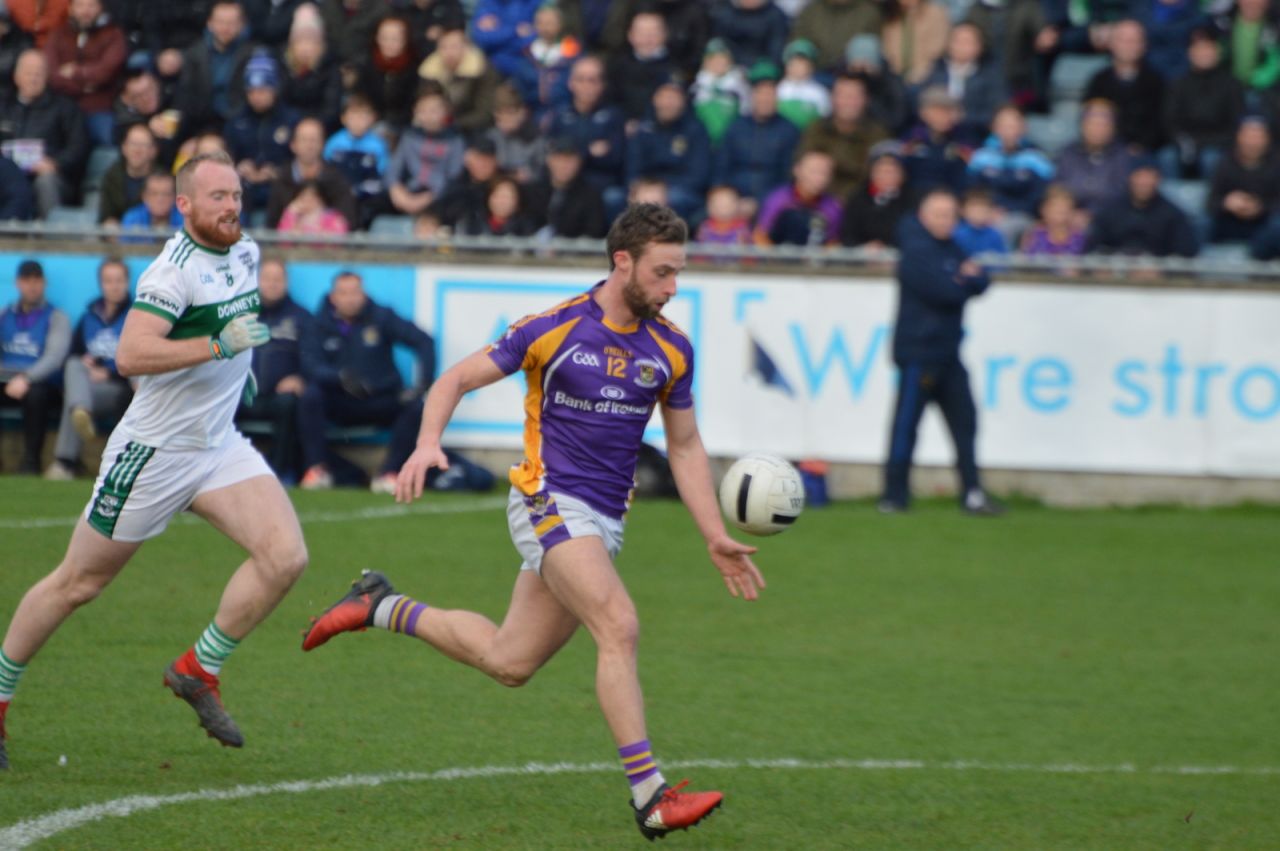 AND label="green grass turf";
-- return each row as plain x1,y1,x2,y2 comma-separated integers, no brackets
0,479,1277,849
